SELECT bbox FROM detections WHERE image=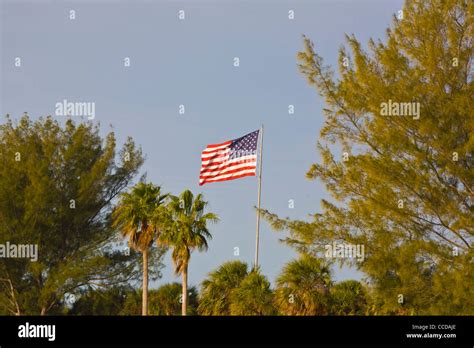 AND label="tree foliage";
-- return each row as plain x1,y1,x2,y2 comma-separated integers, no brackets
275,254,332,315
0,115,145,315
149,282,198,316
199,261,277,316
229,268,276,316
69,283,198,316
198,260,248,315
113,182,168,315
113,182,168,253
329,280,368,315
261,0,474,314
68,286,132,315
158,189,218,315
